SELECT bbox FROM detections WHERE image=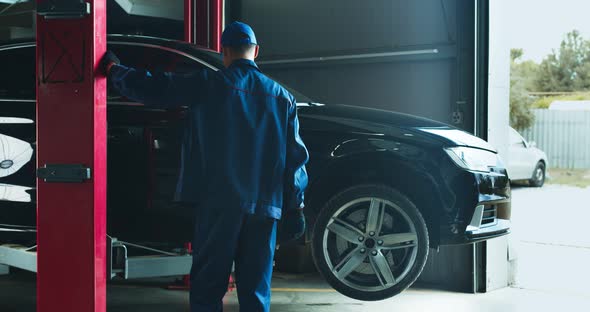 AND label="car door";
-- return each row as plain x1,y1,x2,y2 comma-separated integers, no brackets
105,42,216,243
508,127,531,180
0,44,37,237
